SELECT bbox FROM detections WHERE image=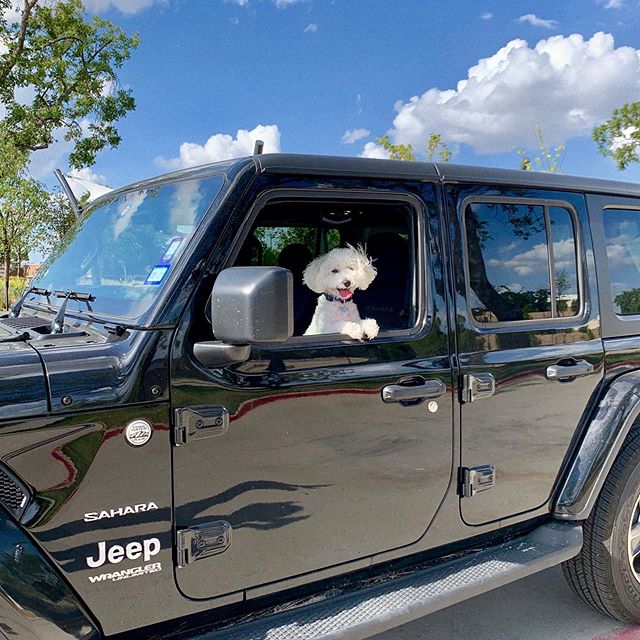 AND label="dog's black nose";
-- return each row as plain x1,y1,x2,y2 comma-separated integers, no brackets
343,280,351,288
